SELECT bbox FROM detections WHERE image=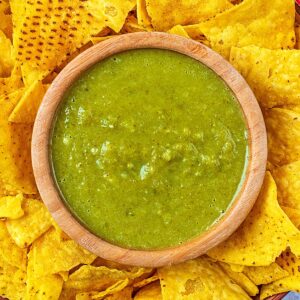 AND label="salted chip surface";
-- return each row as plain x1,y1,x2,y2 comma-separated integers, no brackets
28,227,96,279
6,198,52,248
0,193,24,219
0,221,27,270
11,0,134,85
208,172,299,266
265,108,300,166
230,46,300,108
272,161,300,209
158,257,251,300
0,90,37,194
218,262,258,296
9,80,47,123
0,30,13,77
134,282,162,300
197,0,295,58
61,264,146,299
146,0,232,31
242,263,289,285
